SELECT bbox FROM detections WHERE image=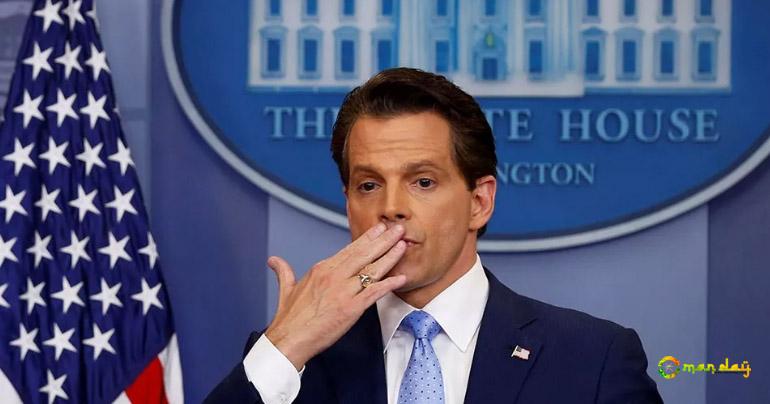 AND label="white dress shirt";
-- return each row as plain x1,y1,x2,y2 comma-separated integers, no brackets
243,255,490,404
